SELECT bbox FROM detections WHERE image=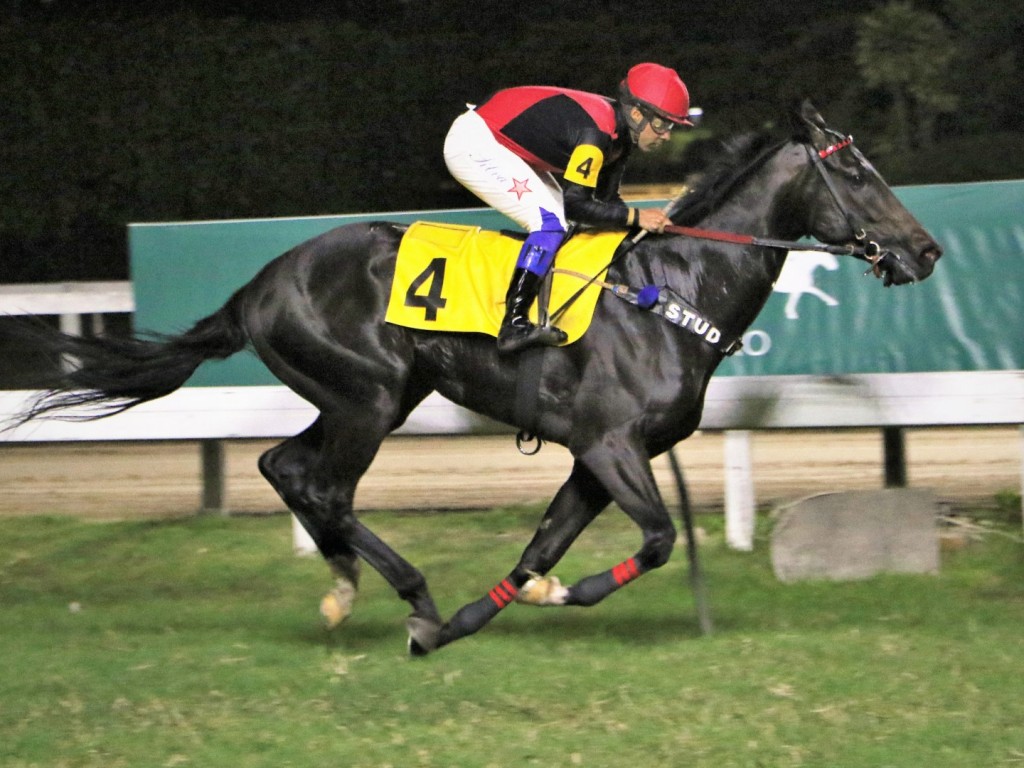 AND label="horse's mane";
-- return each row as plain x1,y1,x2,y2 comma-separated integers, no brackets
669,131,786,226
